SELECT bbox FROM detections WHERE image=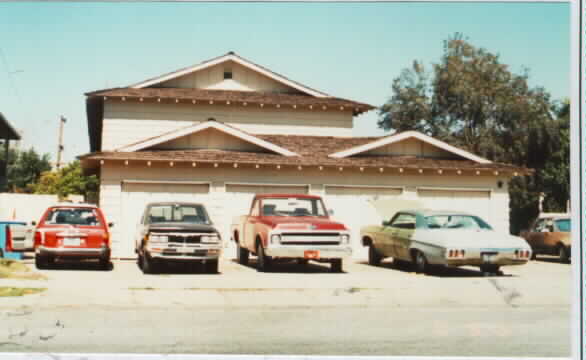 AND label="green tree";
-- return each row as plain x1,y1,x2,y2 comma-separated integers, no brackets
379,33,569,233
0,147,51,192
32,161,99,202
